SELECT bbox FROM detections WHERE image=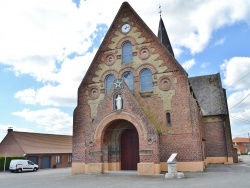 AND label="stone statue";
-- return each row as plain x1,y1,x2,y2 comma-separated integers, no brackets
115,94,122,110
